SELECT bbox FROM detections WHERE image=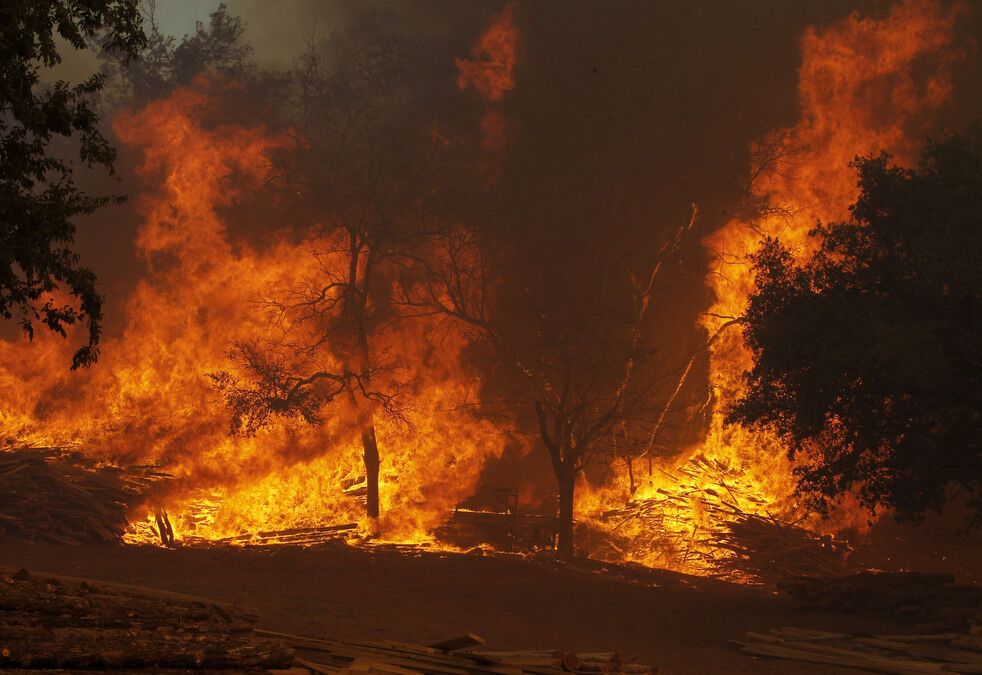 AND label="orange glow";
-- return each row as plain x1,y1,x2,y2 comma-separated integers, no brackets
457,2,521,170
455,2,520,103
576,0,964,575
0,75,503,546
0,1,969,573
